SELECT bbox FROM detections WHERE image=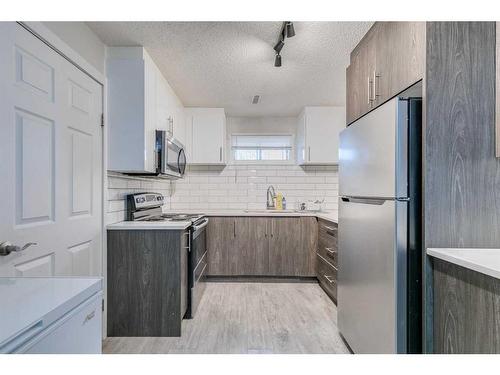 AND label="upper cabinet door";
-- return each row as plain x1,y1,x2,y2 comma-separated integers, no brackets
346,22,425,125
375,22,425,104
189,108,226,165
297,106,345,165
106,47,186,173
